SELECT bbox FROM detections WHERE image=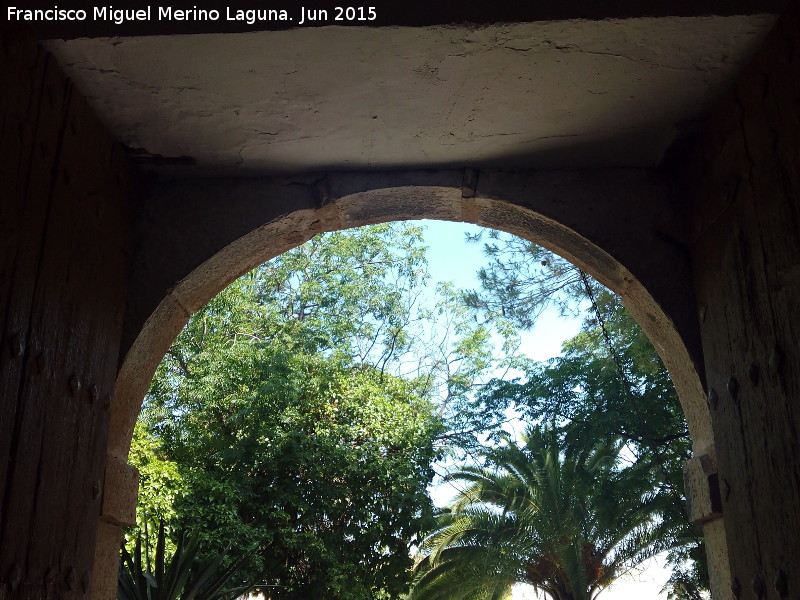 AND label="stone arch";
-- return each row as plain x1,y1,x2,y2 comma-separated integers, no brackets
96,167,716,596
112,169,710,459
